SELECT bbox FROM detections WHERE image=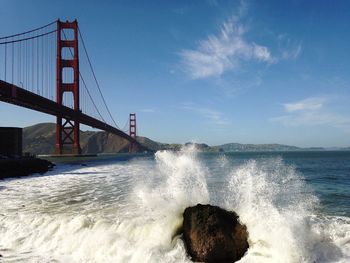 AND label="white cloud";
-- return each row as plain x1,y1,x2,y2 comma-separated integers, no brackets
271,96,350,131
179,0,304,84
181,104,229,125
180,13,274,79
253,44,274,62
284,97,326,112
